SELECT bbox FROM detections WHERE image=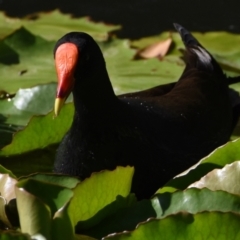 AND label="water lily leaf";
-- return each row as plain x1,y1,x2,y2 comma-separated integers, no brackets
0,165,16,179
0,127,11,148
104,212,240,240
0,98,28,124
81,188,240,239
0,117,21,149
67,167,134,229
23,10,120,42
13,83,57,116
0,145,56,177
158,138,240,193
132,31,240,79
0,10,120,41
0,103,73,156
17,178,73,218
75,235,97,240
0,83,73,150
0,12,20,40
0,83,56,127
16,178,74,239
52,201,75,240
0,231,31,239
80,199,150,238
15,185,51,239
188,161,240,195
100,39,184,94
0,173,17,204
0,195,12,228
0,16,119,94
0,27,55,94
20,173,80,189
152,188,240,217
